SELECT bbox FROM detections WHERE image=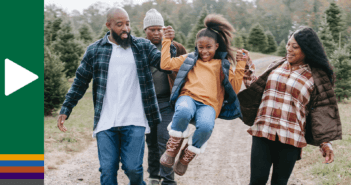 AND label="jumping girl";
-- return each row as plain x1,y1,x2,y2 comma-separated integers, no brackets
159,14,249,176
